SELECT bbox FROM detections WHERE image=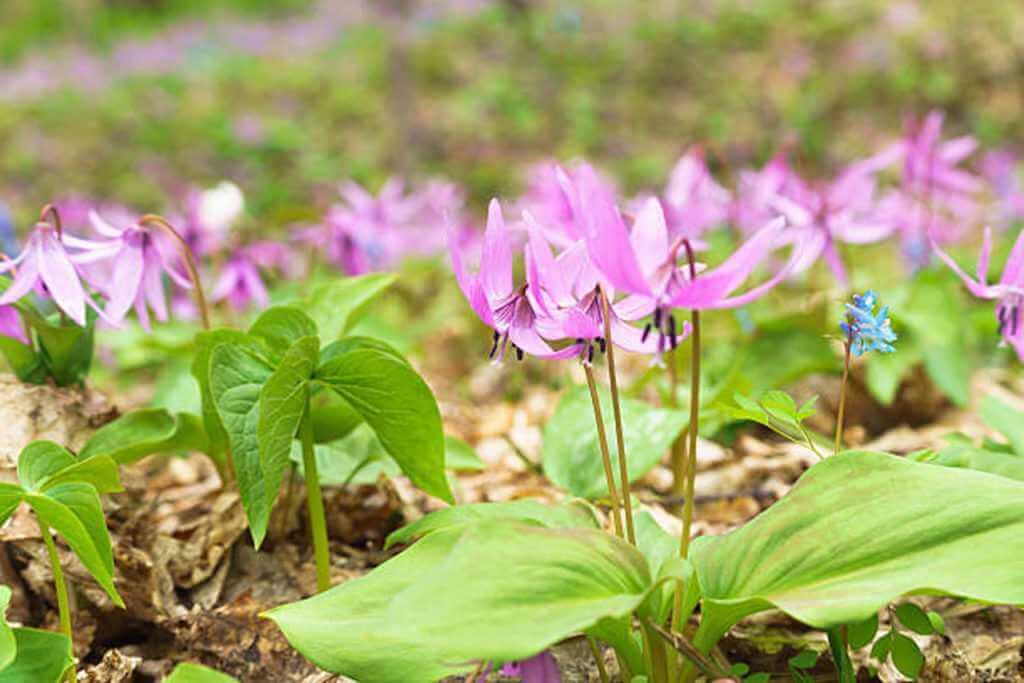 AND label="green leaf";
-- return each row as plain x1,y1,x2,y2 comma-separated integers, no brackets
0,335,45,385
305,273,397,341
745,673,771,683
268,520,651,683
309,389,363,444
27,312,95,387
890,632,924,679
0,586,15,673
543,385,688,498
722,391,825,450
870,632,892,661
385,499,598,548
443,435,485,472
927,611,945,636
79,408,207,465
0,485,23,528
913,444,1024,482
193,329,266,457
690,451,1024,649
921,344,970,407
26,484,123,607
318,336,407,369
16,442,75,492
211,344,275,547
249,307,318,364
846,613,879,649
316,348,452,503
164,663,239,682
980,396,1024,457
865,343,920,406
0,628,72,683
38,455,122,495
257,336,318,539
788,649,818,669
895,603,934,635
